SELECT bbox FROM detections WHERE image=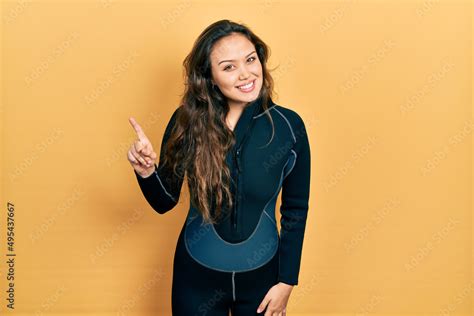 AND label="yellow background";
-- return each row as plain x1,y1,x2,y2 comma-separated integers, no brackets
0,0,472,315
